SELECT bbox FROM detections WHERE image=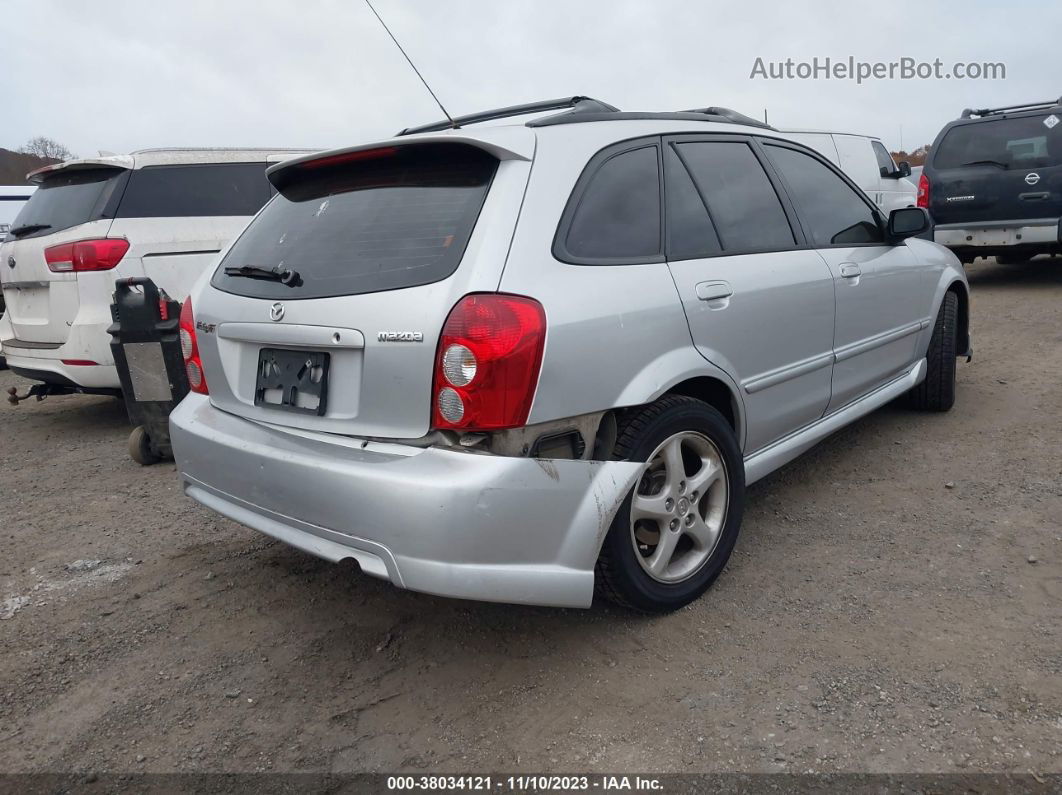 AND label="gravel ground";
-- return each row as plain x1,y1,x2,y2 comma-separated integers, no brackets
0,257,1059,776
